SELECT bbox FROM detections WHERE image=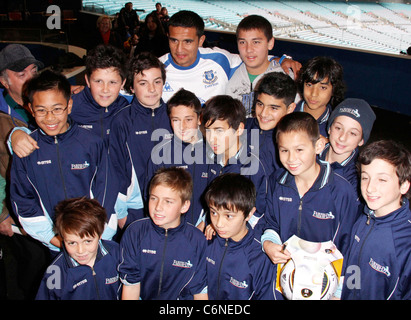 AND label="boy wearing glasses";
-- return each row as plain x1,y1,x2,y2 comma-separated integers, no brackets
10,70,117,254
